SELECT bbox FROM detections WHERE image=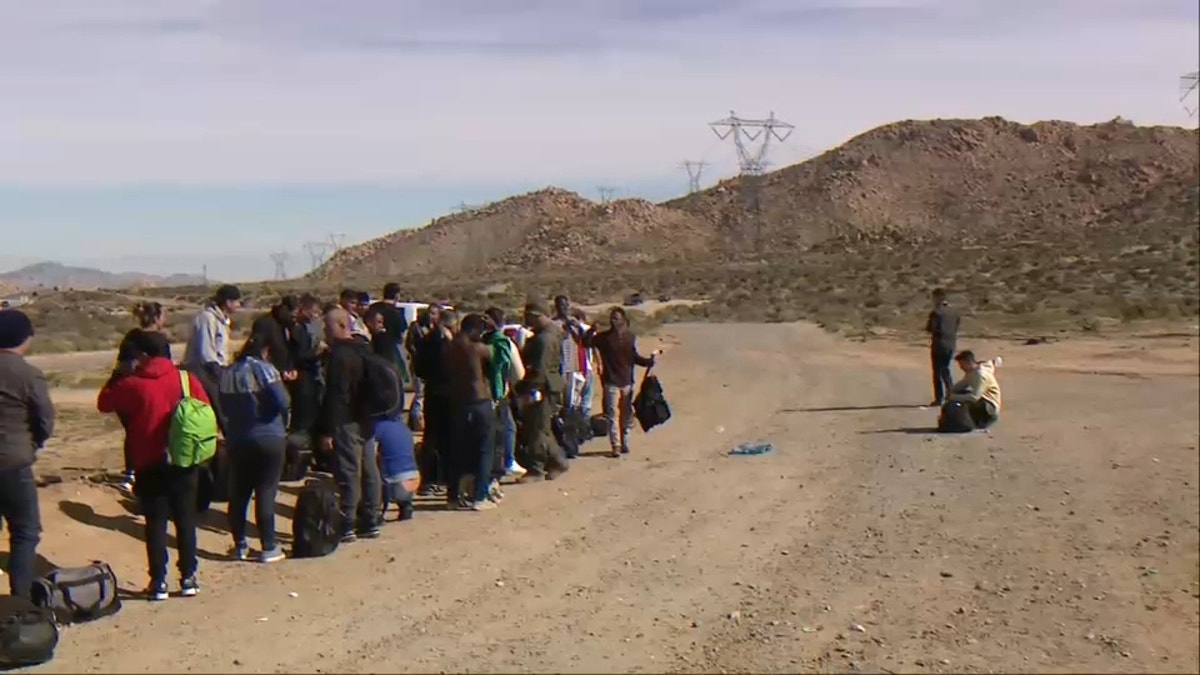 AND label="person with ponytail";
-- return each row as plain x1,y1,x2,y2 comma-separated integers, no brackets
109,301,172,494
